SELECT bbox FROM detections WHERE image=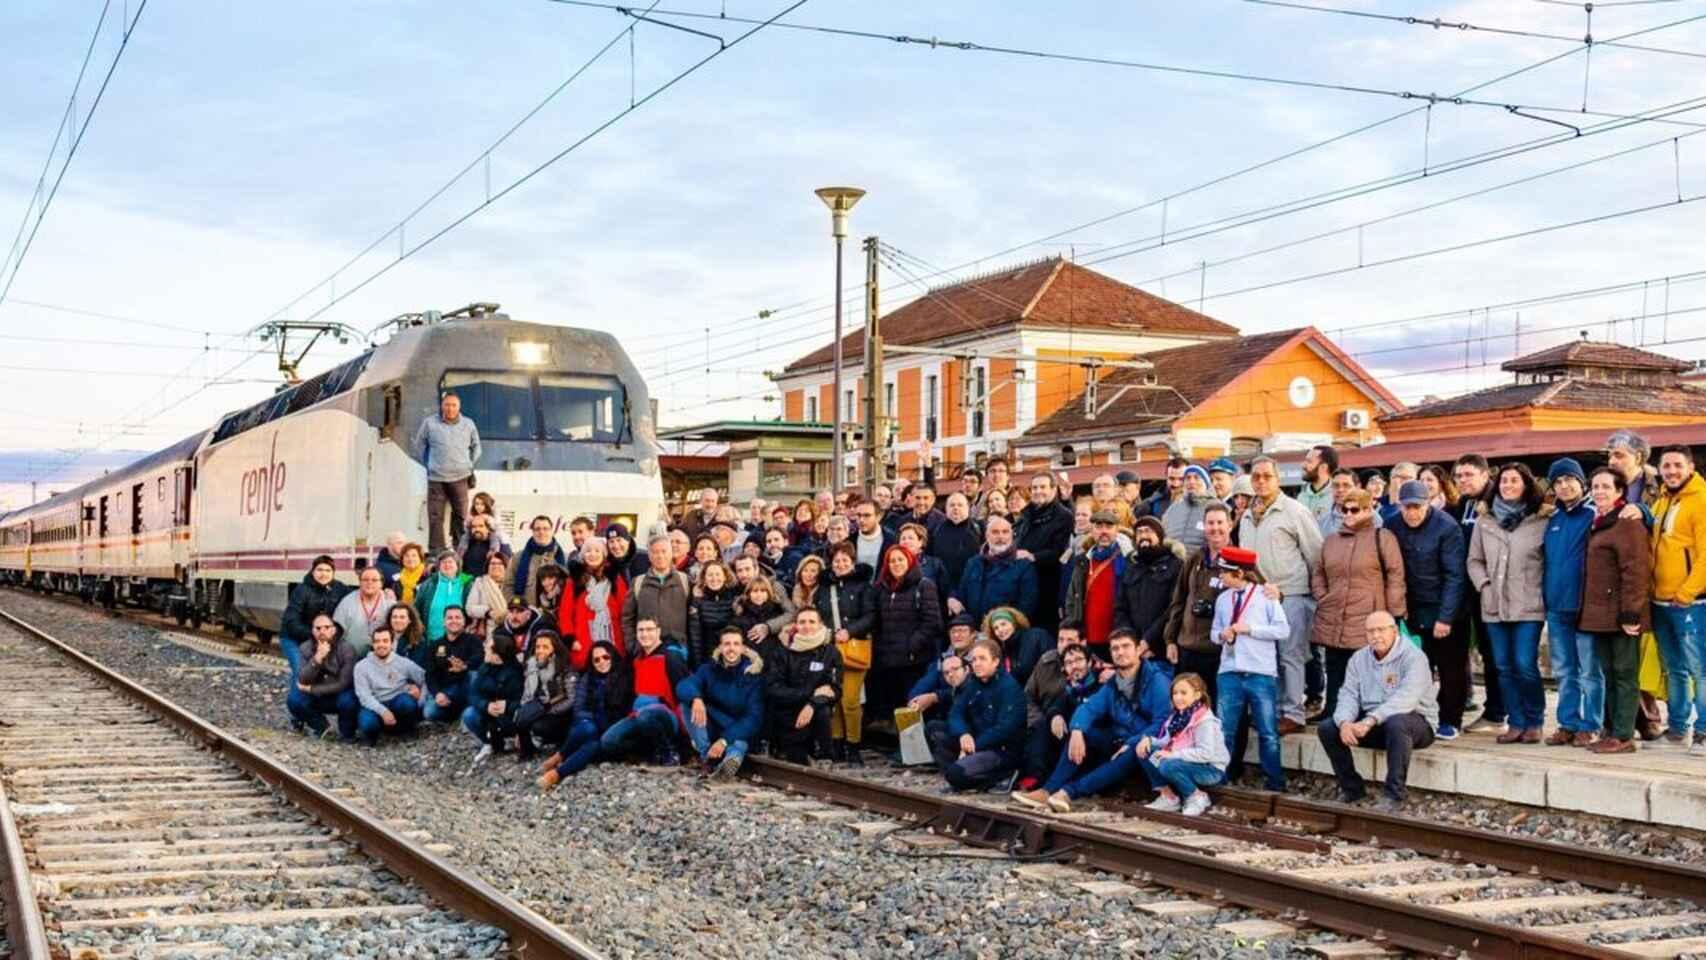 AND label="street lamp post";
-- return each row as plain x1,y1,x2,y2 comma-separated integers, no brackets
815,186,865,499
